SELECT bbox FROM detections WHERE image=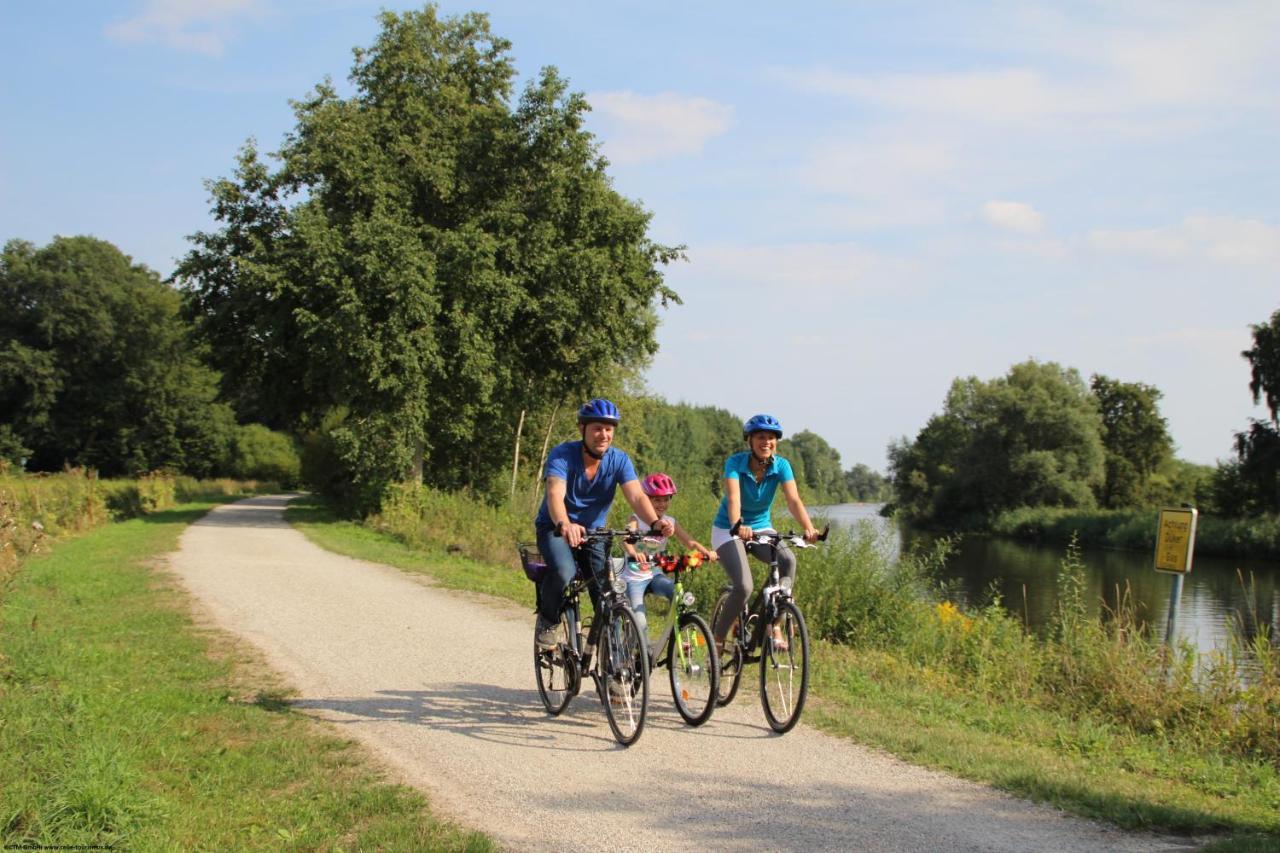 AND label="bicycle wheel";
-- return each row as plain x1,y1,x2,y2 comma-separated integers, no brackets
669,612,718,727
710,590,744,707
598,606,649,746
759,599,810,734
534,613,577,716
